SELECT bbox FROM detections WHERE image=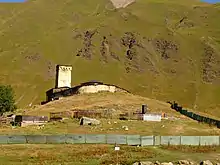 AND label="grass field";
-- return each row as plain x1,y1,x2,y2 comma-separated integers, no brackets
0,0,219,117
1,118,220,136
0,144,219,165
